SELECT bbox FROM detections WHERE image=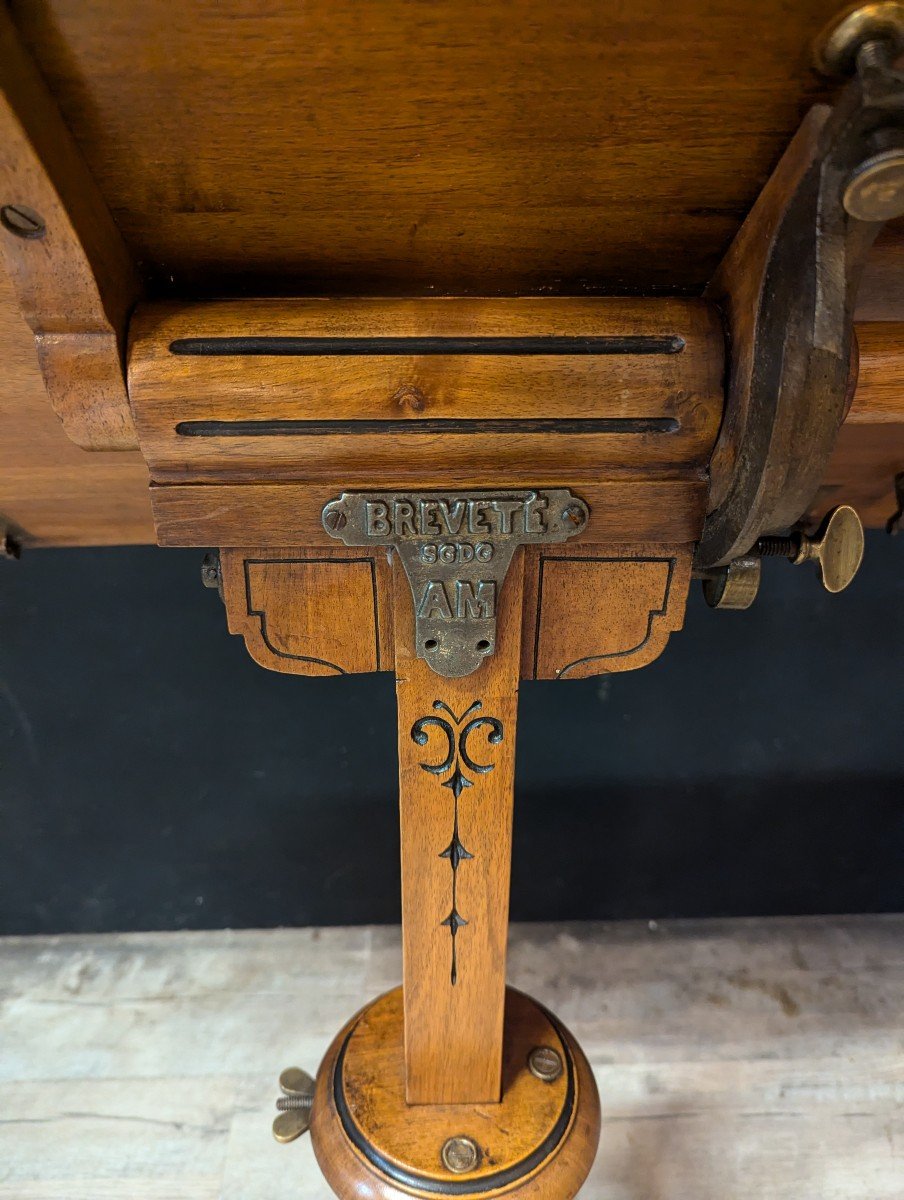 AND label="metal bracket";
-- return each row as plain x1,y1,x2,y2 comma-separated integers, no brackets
322,489,588,677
